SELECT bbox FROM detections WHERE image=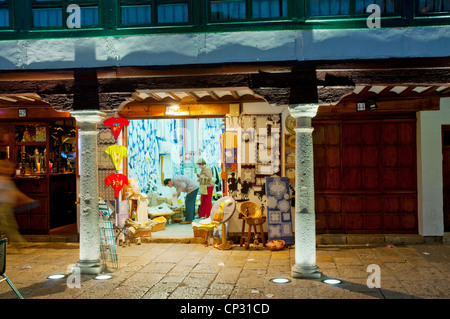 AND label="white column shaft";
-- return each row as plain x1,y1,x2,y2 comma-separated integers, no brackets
289,104,321,279
71,110,106,274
